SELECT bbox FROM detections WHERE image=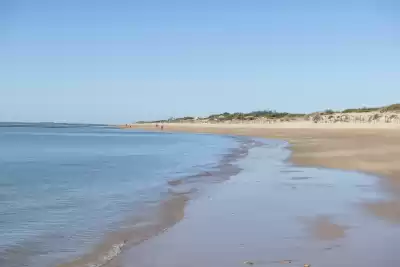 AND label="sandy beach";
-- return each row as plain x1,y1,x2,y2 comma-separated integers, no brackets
130,122,400,195
113,122,400,267
135,123,400,221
